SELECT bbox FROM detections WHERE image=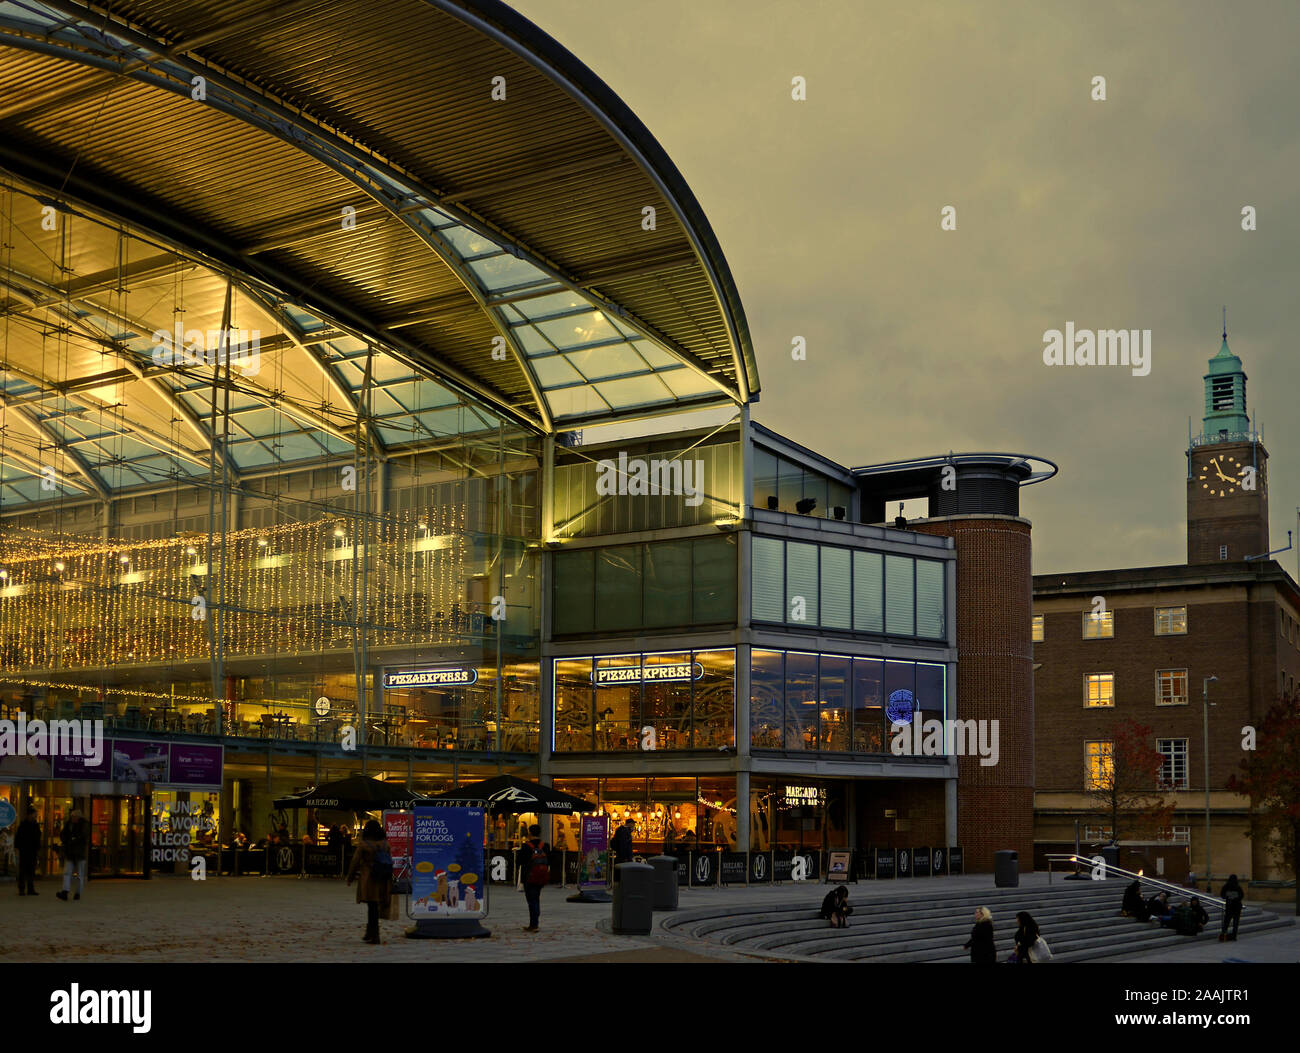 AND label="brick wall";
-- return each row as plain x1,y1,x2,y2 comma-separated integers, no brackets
914,517,1034,871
